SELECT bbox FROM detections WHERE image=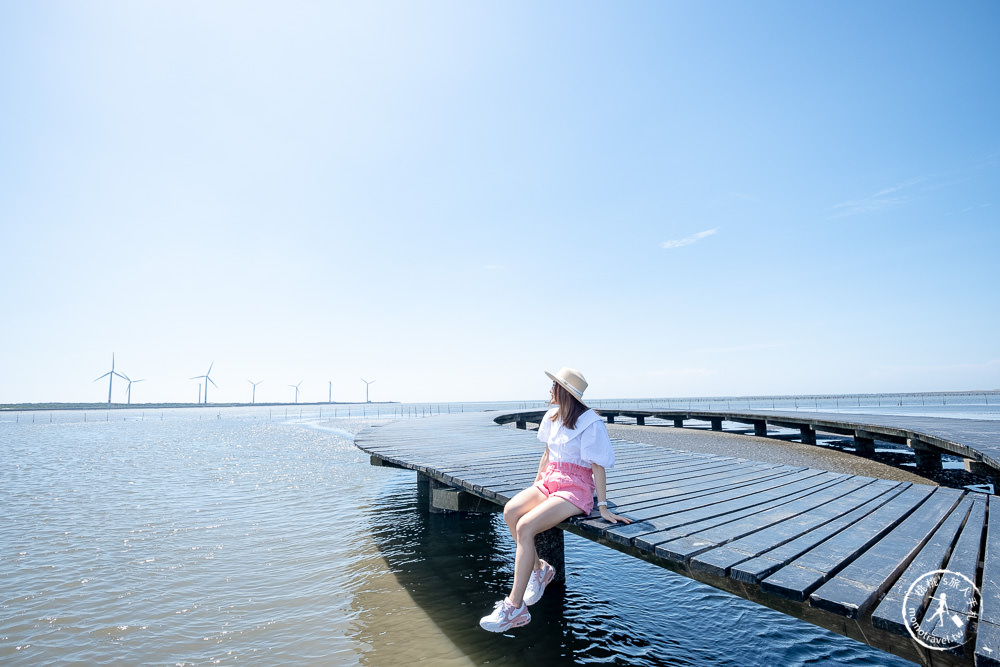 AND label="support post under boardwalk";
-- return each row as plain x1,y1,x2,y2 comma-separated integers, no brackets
534,527,565,584
711,418,723,431
854,434,876,456
635,416,645,426
673,418,684,428
753,420,767,437
417,472,431,505
799,426,816,445
910,438,942,470
425,476,500,513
